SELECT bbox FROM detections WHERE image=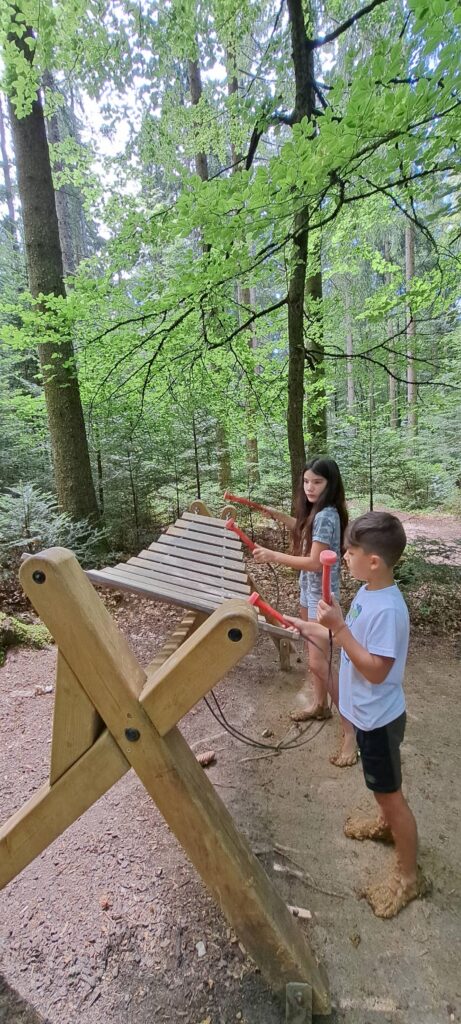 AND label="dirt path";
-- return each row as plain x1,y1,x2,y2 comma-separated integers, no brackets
1,513,460,1023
